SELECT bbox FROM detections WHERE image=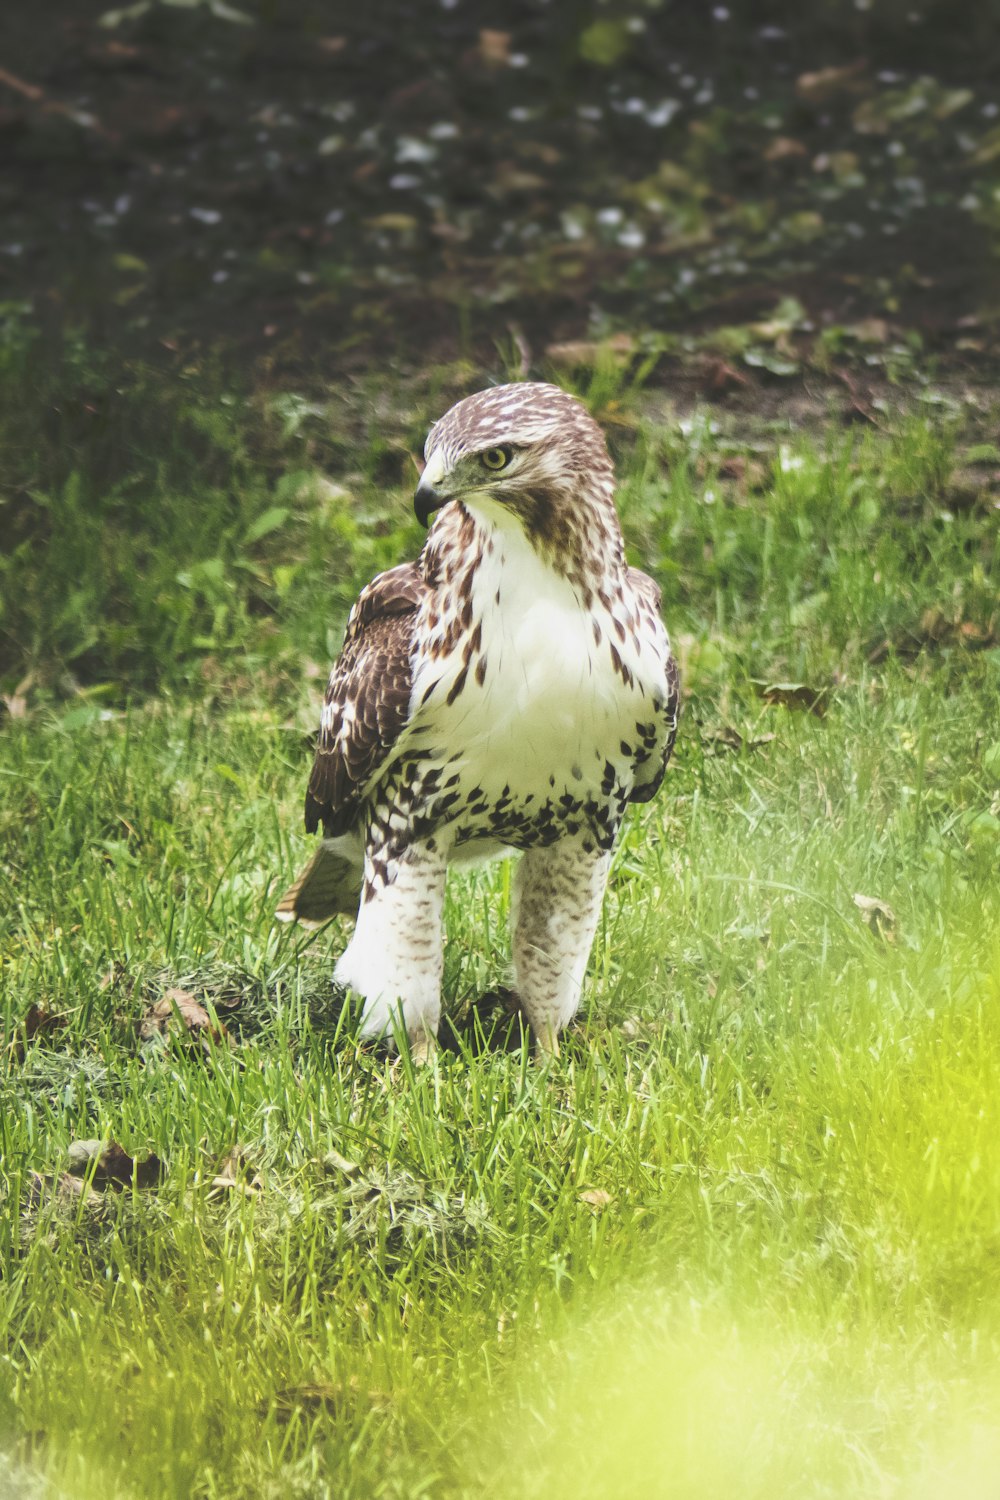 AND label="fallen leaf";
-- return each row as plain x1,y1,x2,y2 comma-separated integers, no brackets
968,125,1000,168
140,987,228,1049
764,136,808,163
364,213,418,233
752,681,832,717
490,163,547,194
323,1148,360,1176
743,346,799,378
947,469,1000,512
702,357,749,395
847,317,891,344
66,1139,163,1189
25,1001,64,1040
478,29,511,67
831,368,883,427
209,1146,262,1197
813,150,862,179
796,60,868,106
853,893,898,942
933,87,974,119
702,725,776,755
578,1188,613,1211
919,609,996,648
269,1378,392,1423
717,454,769,490
959,621,995,645
546,333,635,368
851,80,939,136
25,1170,94,1213
6,1002,66,1064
